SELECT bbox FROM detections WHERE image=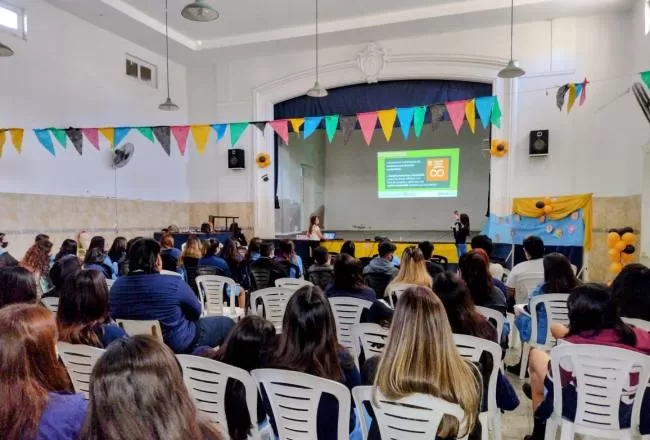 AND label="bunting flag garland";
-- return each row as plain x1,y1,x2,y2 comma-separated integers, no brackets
377,109,397,141
465,100,476,134
34,129,56,156
446,100,467,135
303,117,323,140
171,125,190,156
0,130,5,159
475,96,495,130
252,122,267,135
396,107,415,139
289,118,304,134
268,120,289,145
99,127,115,147
152,126,171,156
211,124,228,142
556,80,589,111
50,128,67,149
9,128,23,153
229,123,248,147
65,128,83,156
114,127,131,147
340,116,356,145
579,78,589,106
491,98,502,128
641,71,650,89
357,112,378,146
82,128,100,151
137,127,154,142
567,84,577,113
428,105,444,133
191,125,211,155
324,115,339,143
